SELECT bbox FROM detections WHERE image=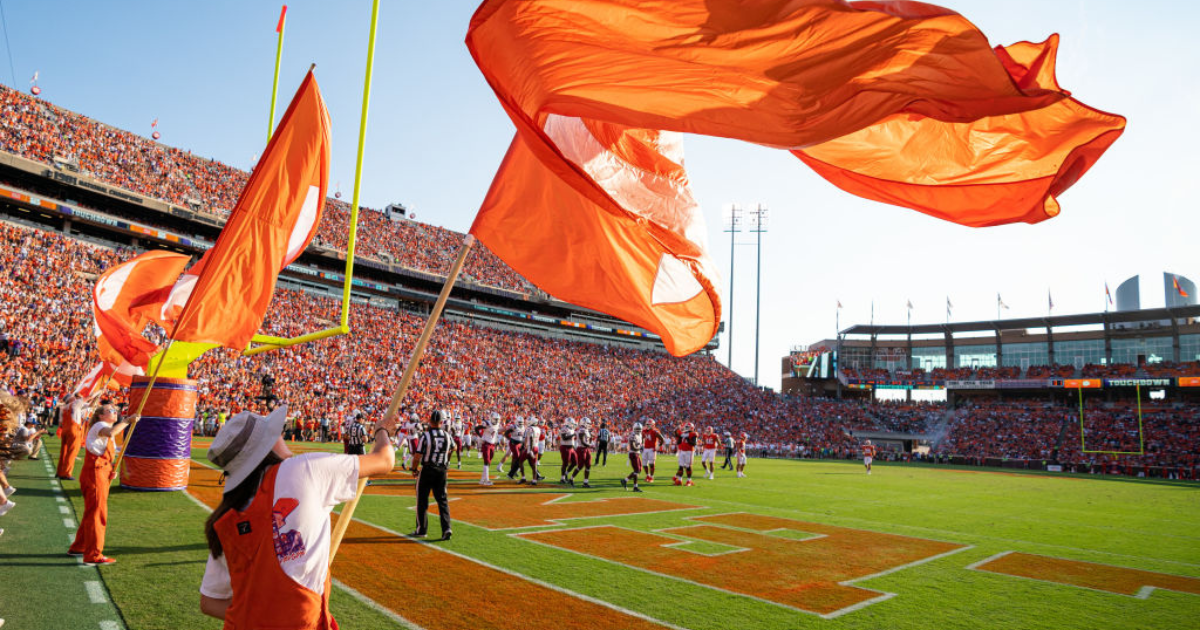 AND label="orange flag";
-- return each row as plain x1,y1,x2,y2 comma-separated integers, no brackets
466,0,1119,356
93,250,192,368
169,70,330,349
795,35,1125,227
72,361,133,398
